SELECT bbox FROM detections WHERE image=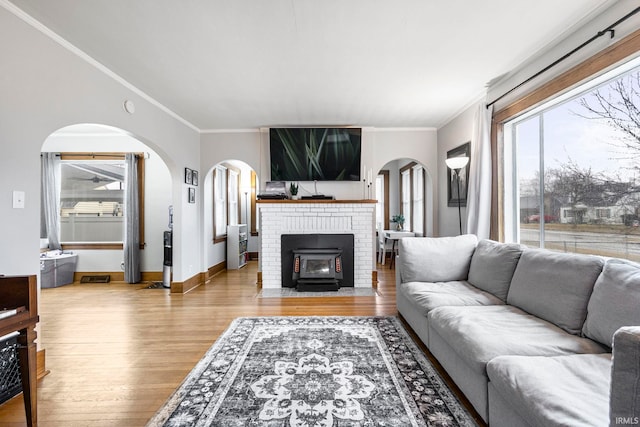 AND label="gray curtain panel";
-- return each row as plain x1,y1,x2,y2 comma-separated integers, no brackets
124,153,141,283
41,152,62,250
